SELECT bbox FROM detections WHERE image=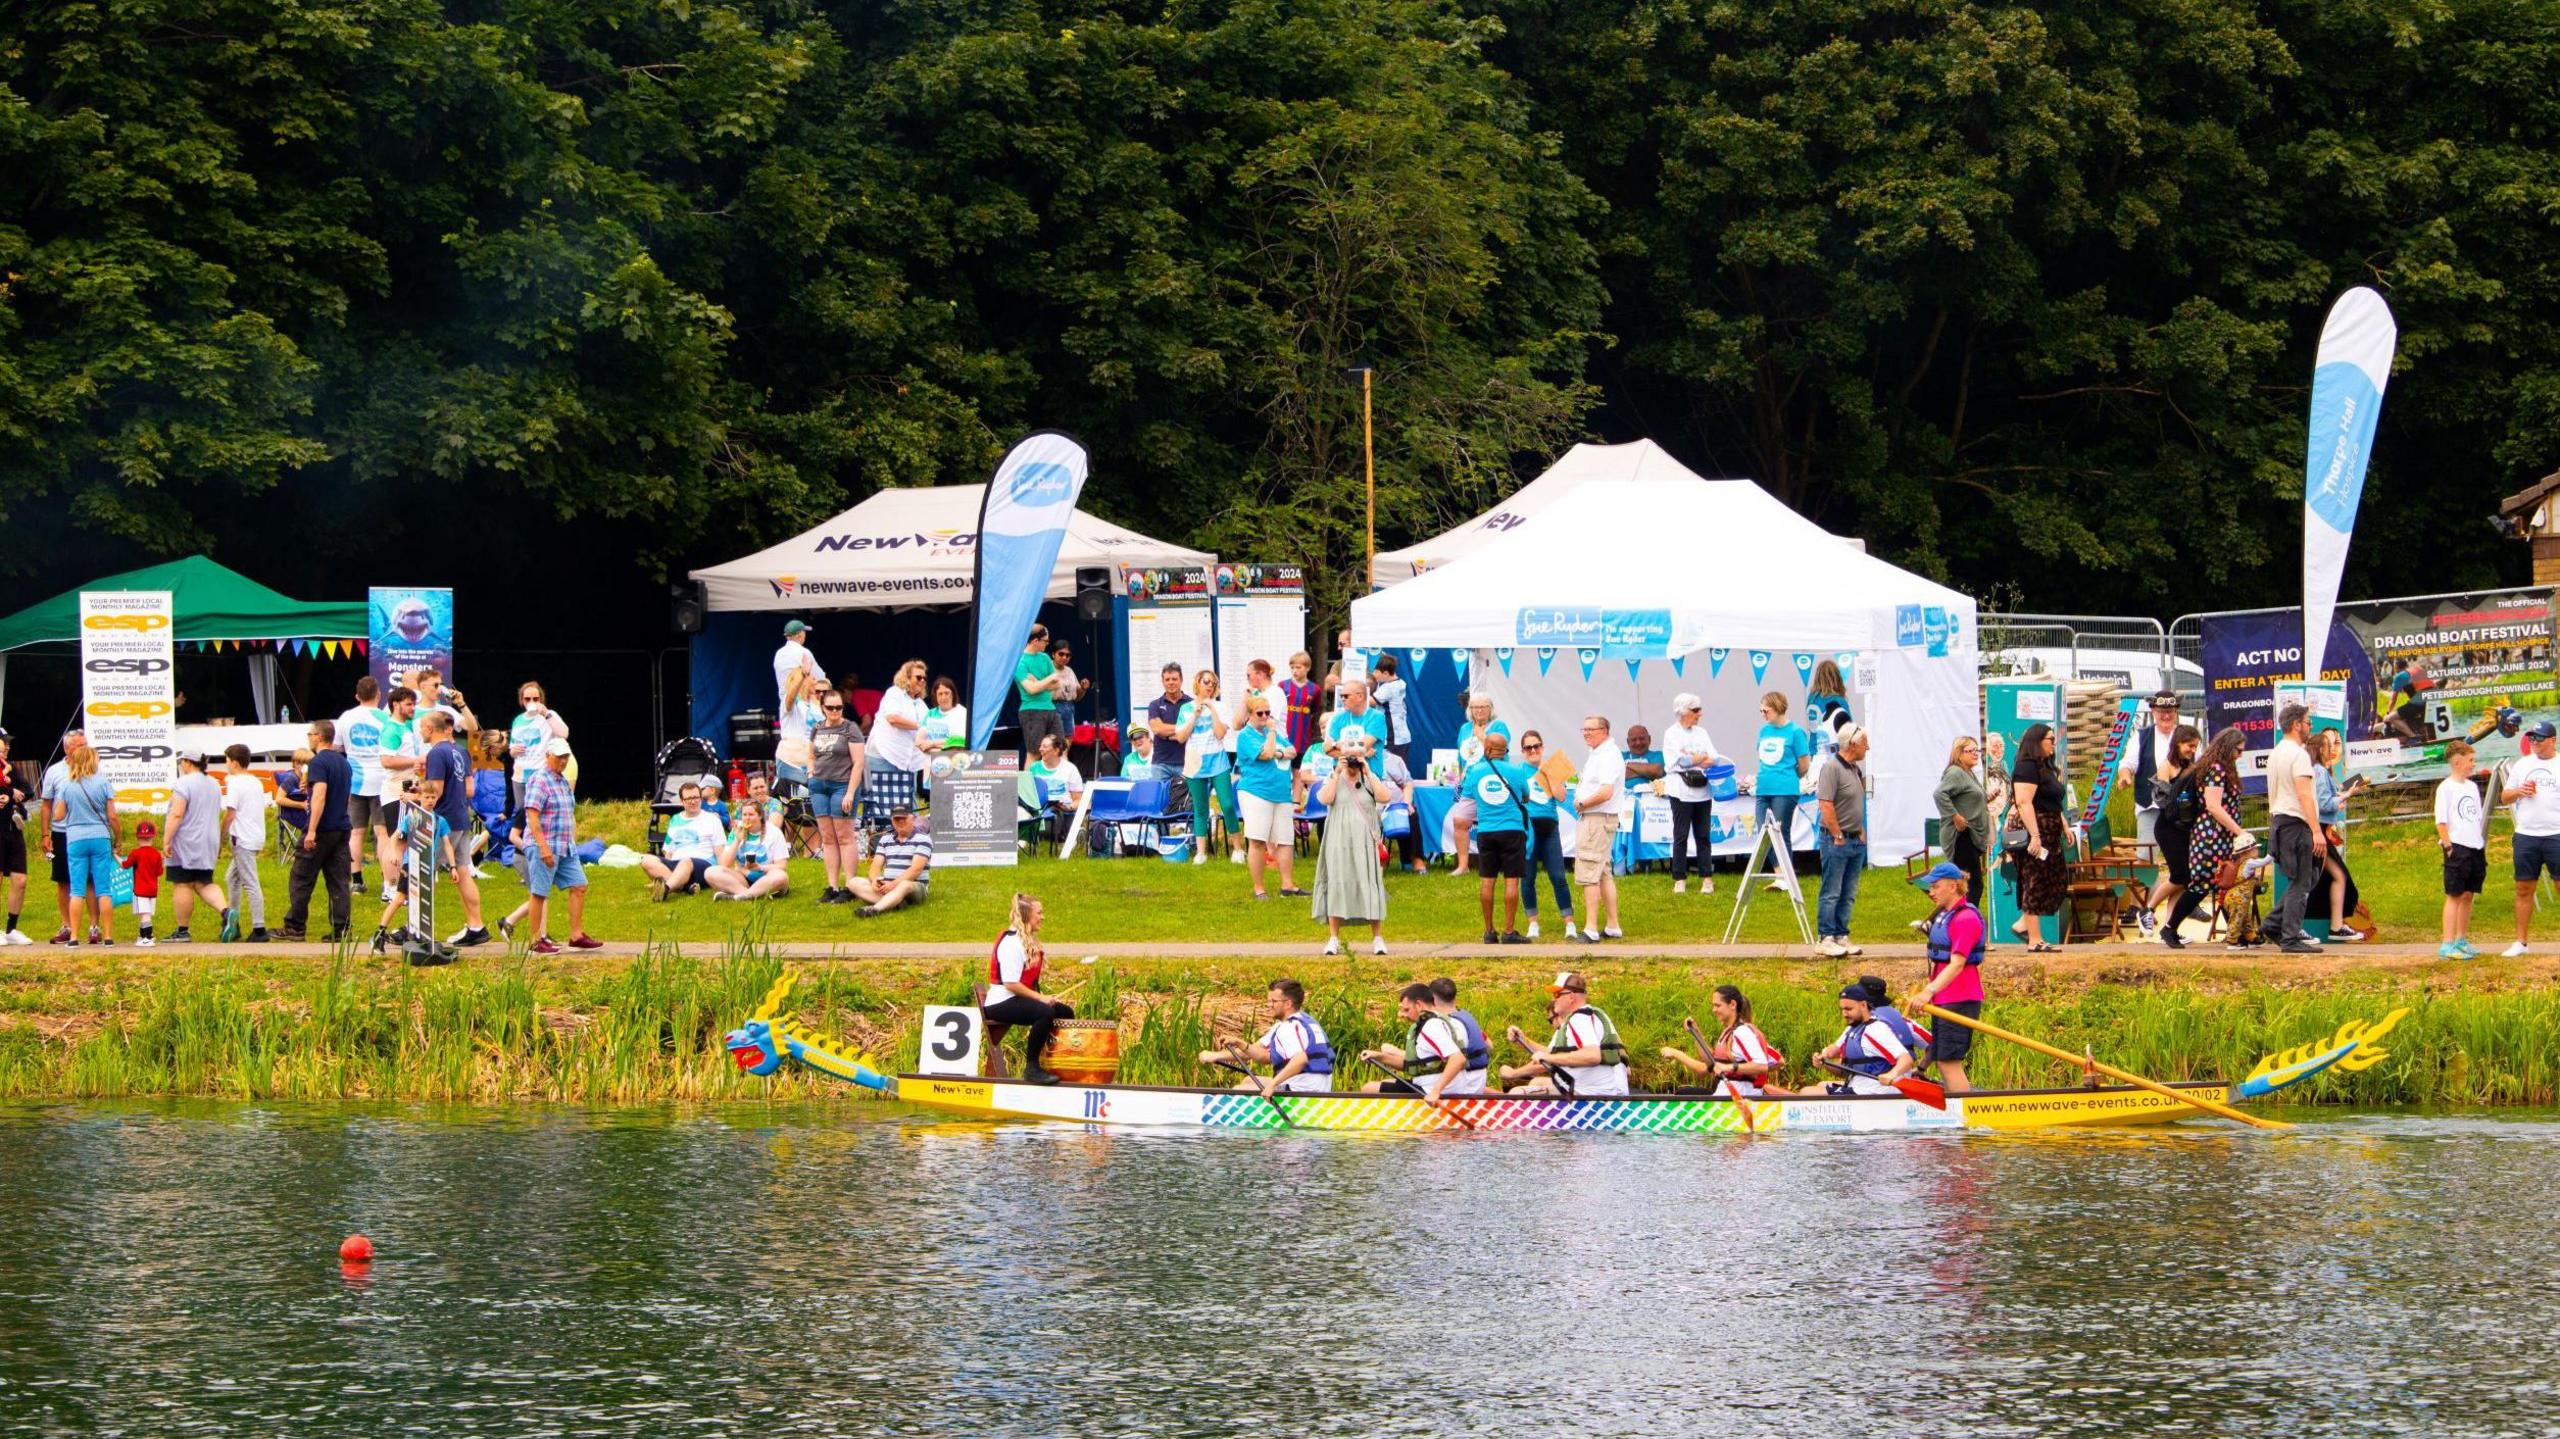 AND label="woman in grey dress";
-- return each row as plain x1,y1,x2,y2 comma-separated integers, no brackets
1311,744,1396,956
